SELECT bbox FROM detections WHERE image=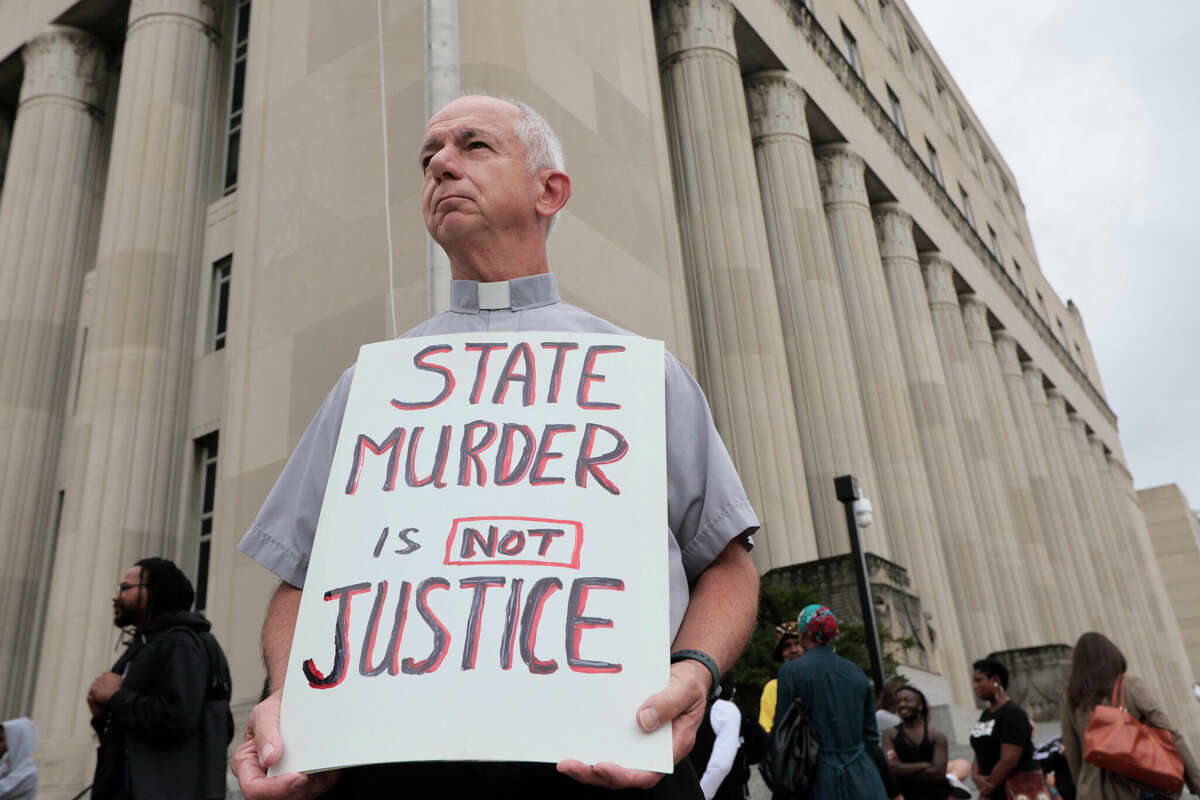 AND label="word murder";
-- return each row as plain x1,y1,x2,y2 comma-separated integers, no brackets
301,576,625,689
